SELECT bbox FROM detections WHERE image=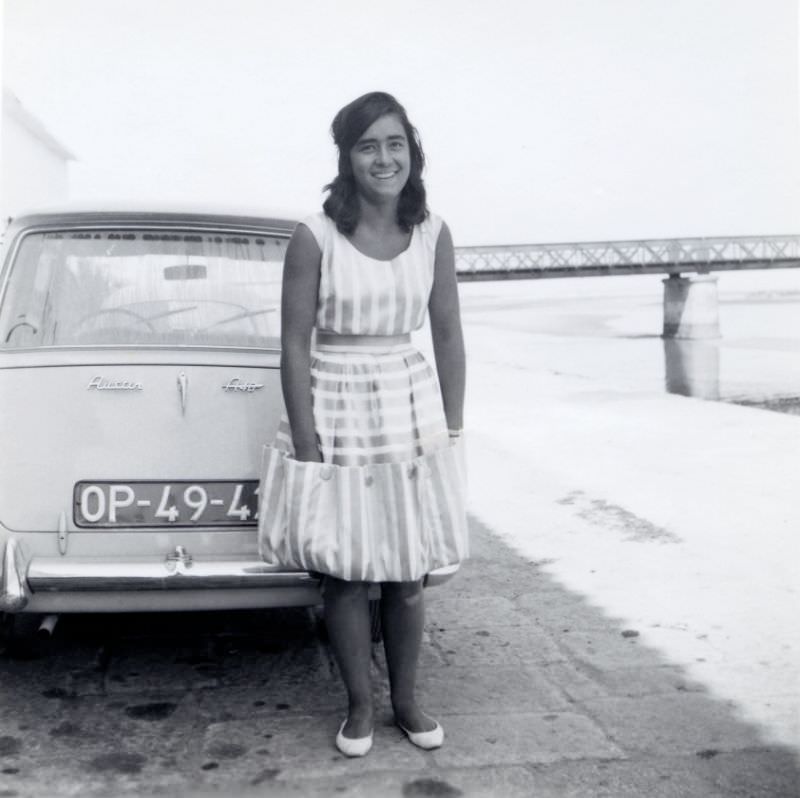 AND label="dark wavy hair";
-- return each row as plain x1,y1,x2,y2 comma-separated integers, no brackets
323,92,428,235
